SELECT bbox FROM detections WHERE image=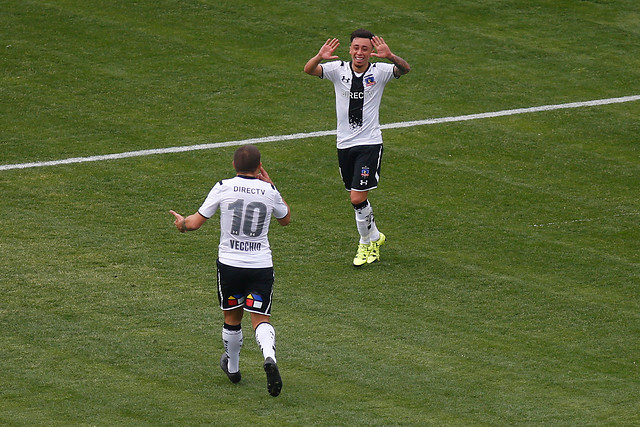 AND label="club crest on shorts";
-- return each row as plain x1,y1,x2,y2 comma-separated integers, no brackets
227,294,245,306
360,166,370,178
246,293,263,309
